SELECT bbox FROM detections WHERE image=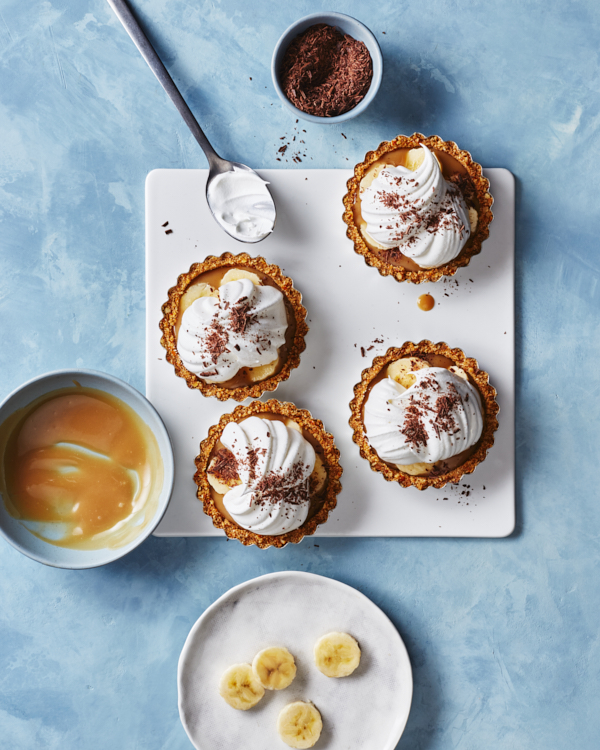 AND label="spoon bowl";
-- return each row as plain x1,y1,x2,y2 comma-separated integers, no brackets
206,161,276,243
